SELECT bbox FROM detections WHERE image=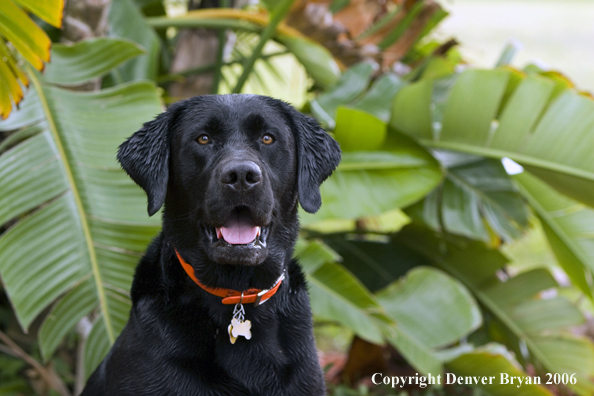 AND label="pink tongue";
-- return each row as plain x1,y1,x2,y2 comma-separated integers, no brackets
219,211,259,244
